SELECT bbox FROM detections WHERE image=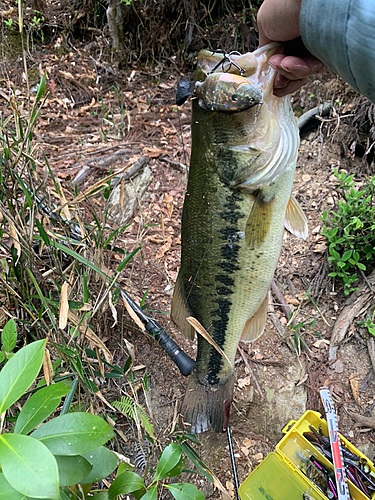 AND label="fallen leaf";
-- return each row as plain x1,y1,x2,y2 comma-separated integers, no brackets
124,338,136,360
155,235,172,259
241,446,250,456
243,438,253,448
42,348,53,386
313,338,330,348
349,373,360,404
237,376,251,388
164,193,174,217
59,282,69,330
